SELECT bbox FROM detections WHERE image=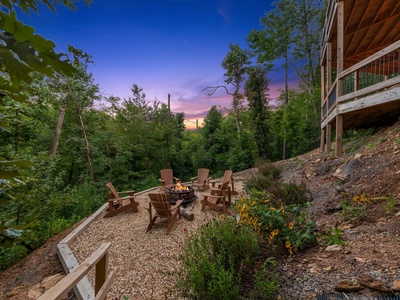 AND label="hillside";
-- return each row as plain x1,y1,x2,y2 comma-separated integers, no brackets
274,121,400,299
0,121,399,299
